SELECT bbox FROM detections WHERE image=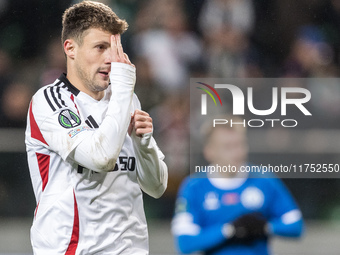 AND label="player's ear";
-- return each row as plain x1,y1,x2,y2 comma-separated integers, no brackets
64,39,76,60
